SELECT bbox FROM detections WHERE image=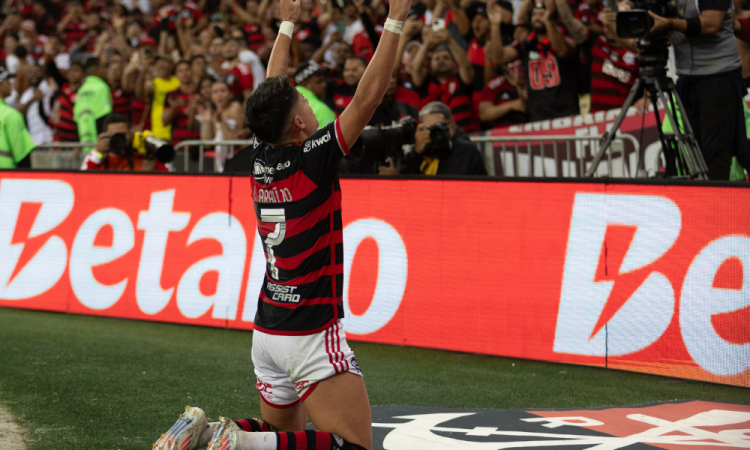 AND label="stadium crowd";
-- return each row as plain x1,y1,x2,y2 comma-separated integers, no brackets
0,0,747,176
